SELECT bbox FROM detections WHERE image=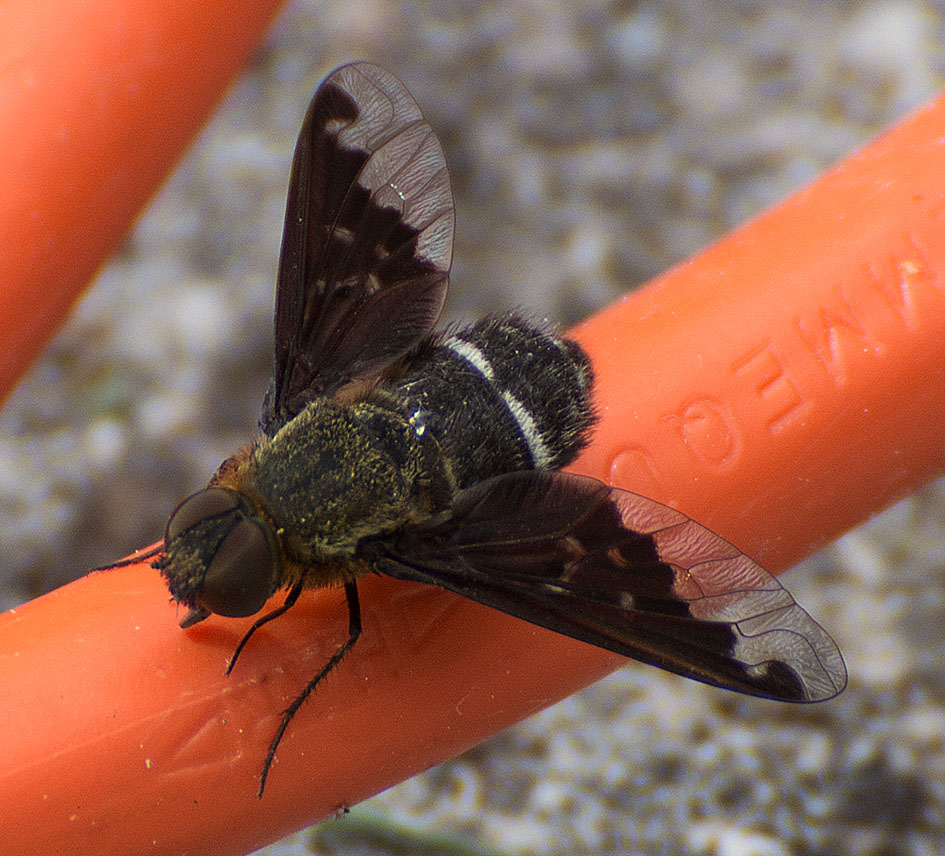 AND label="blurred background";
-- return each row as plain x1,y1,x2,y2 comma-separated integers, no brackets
3,1,945,854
